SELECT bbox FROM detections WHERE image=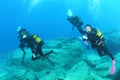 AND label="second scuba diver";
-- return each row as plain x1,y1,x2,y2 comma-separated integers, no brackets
67,10,116,74
83,24,116,74
17,26,55,63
